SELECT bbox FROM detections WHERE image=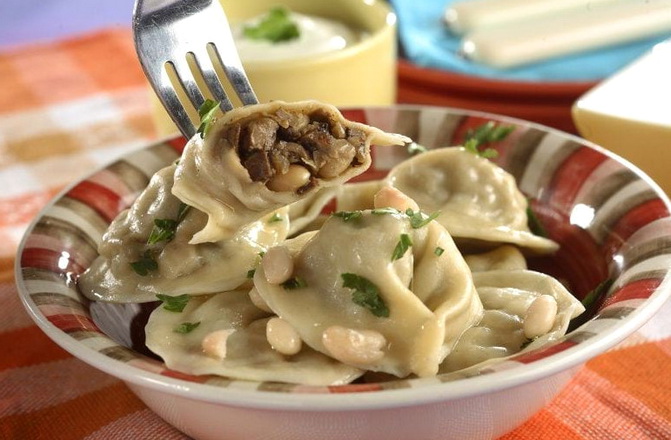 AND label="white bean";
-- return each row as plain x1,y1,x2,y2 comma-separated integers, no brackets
248,287,273,313
201,329,236,359
267,164,311,192
321,325,386,366
266,317,302,355
373,186,419,212
262,246,294,285
523,295,558,339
